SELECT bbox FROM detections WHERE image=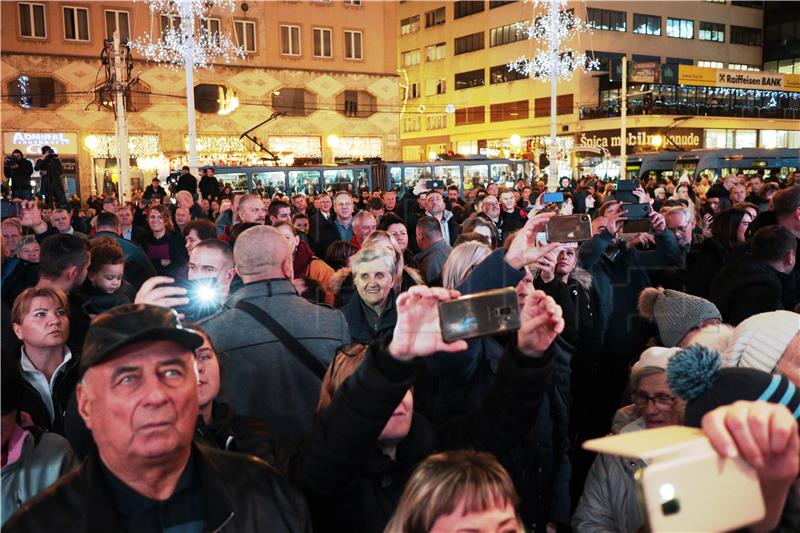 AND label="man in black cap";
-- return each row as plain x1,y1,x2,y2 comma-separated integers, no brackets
4,304,312,532
33,146,66,207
